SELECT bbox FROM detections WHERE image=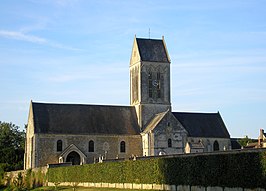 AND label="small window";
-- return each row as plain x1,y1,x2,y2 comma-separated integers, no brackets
89,140,94,152
120,141,126,153
57,140,62,152
168,139,172,148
